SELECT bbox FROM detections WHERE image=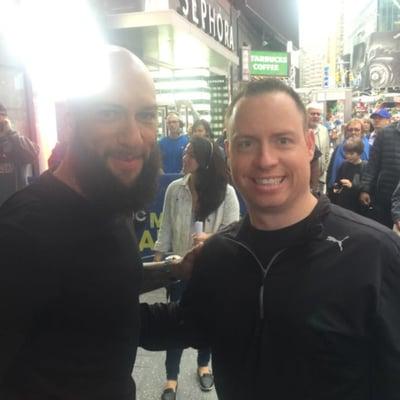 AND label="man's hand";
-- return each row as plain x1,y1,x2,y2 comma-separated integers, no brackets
170,243,203,281
359,192,371,206
340,179,352,188
192,232,211,246
395,220,400,231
